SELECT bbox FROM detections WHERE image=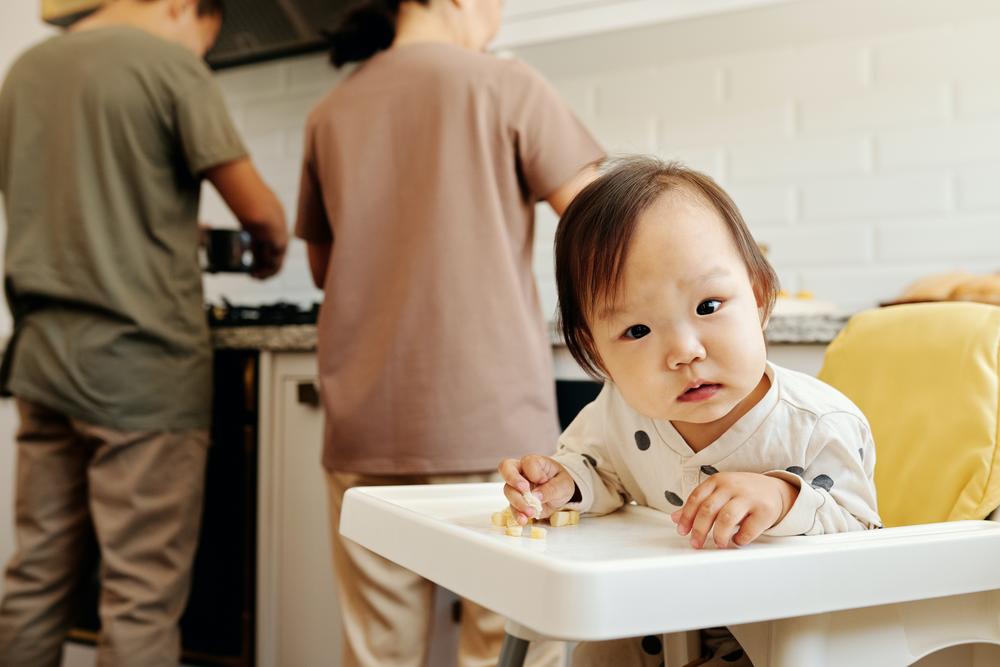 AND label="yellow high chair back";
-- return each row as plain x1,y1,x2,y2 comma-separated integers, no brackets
818,302,1000,528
